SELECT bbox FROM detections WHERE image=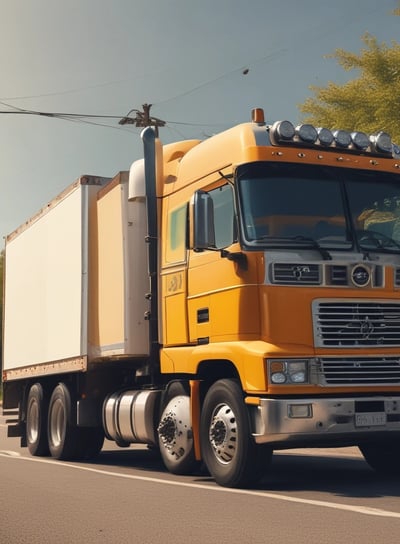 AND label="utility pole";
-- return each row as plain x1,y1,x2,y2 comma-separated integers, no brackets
119,103,166,136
